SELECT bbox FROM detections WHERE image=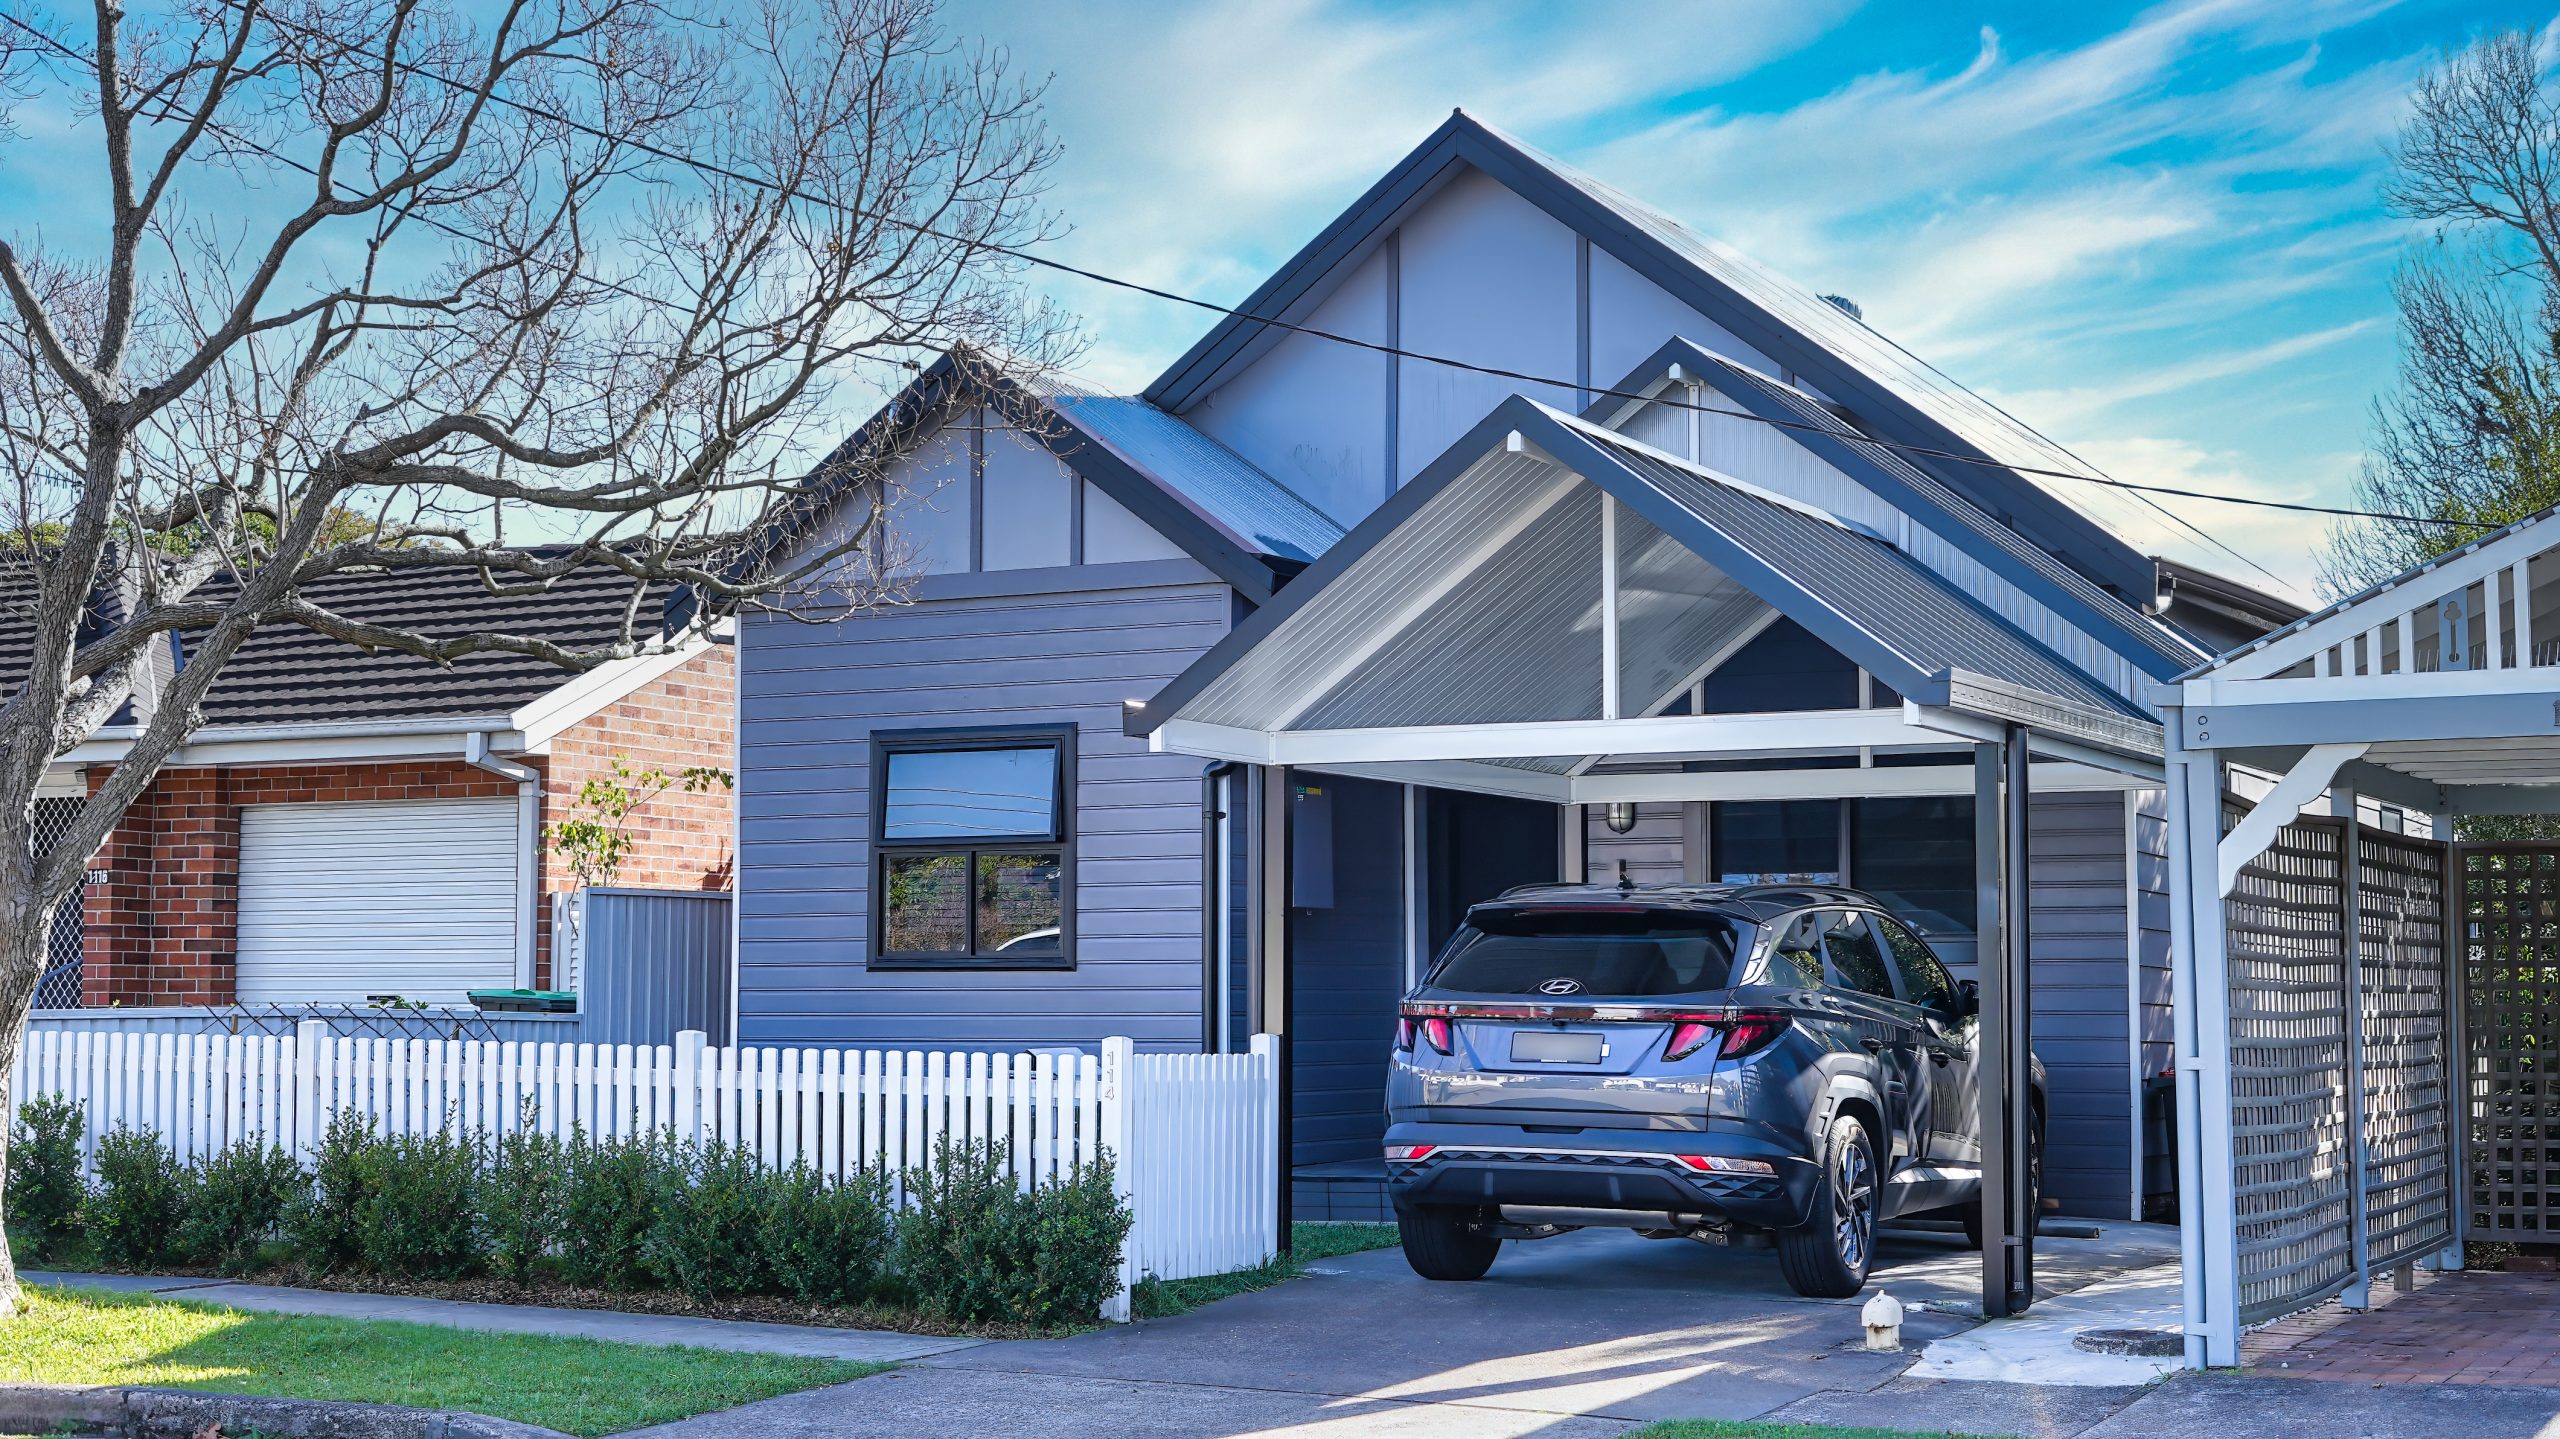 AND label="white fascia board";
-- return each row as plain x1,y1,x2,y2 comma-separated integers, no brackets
35,765,84,798
61,727,527,769
1153,708,1915,768
2186,666,2560,709
1568,761,2151,804
512,631,720,748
